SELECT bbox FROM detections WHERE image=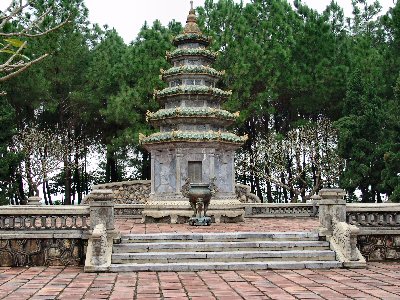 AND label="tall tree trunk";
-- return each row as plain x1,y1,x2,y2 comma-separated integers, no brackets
25,157,35,197
64,129,72,205
376,191,382,203
46,180,53,205
42,182,48,205
106,148,118,182
281,172,288,203
75,165,82,204
265,165,273,203
16,173,26,205
84,157,89,195
301,153,306,202
287,155,294,199
64,162,72,205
